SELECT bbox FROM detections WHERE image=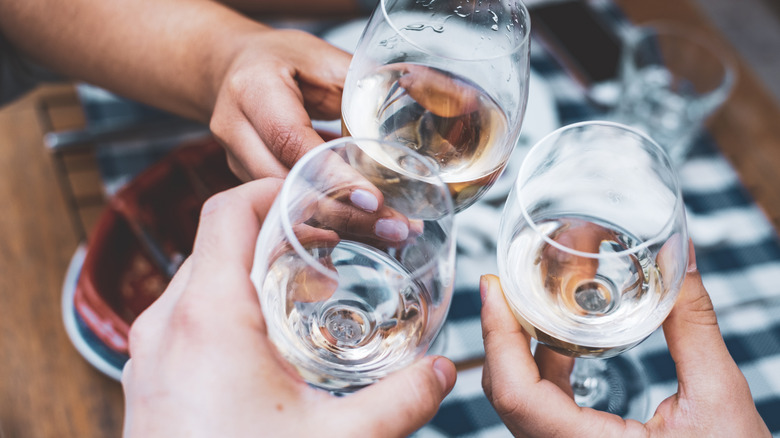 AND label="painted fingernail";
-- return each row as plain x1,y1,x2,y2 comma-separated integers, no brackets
375,218,409,241
480,275,489,303
350,189,379,212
